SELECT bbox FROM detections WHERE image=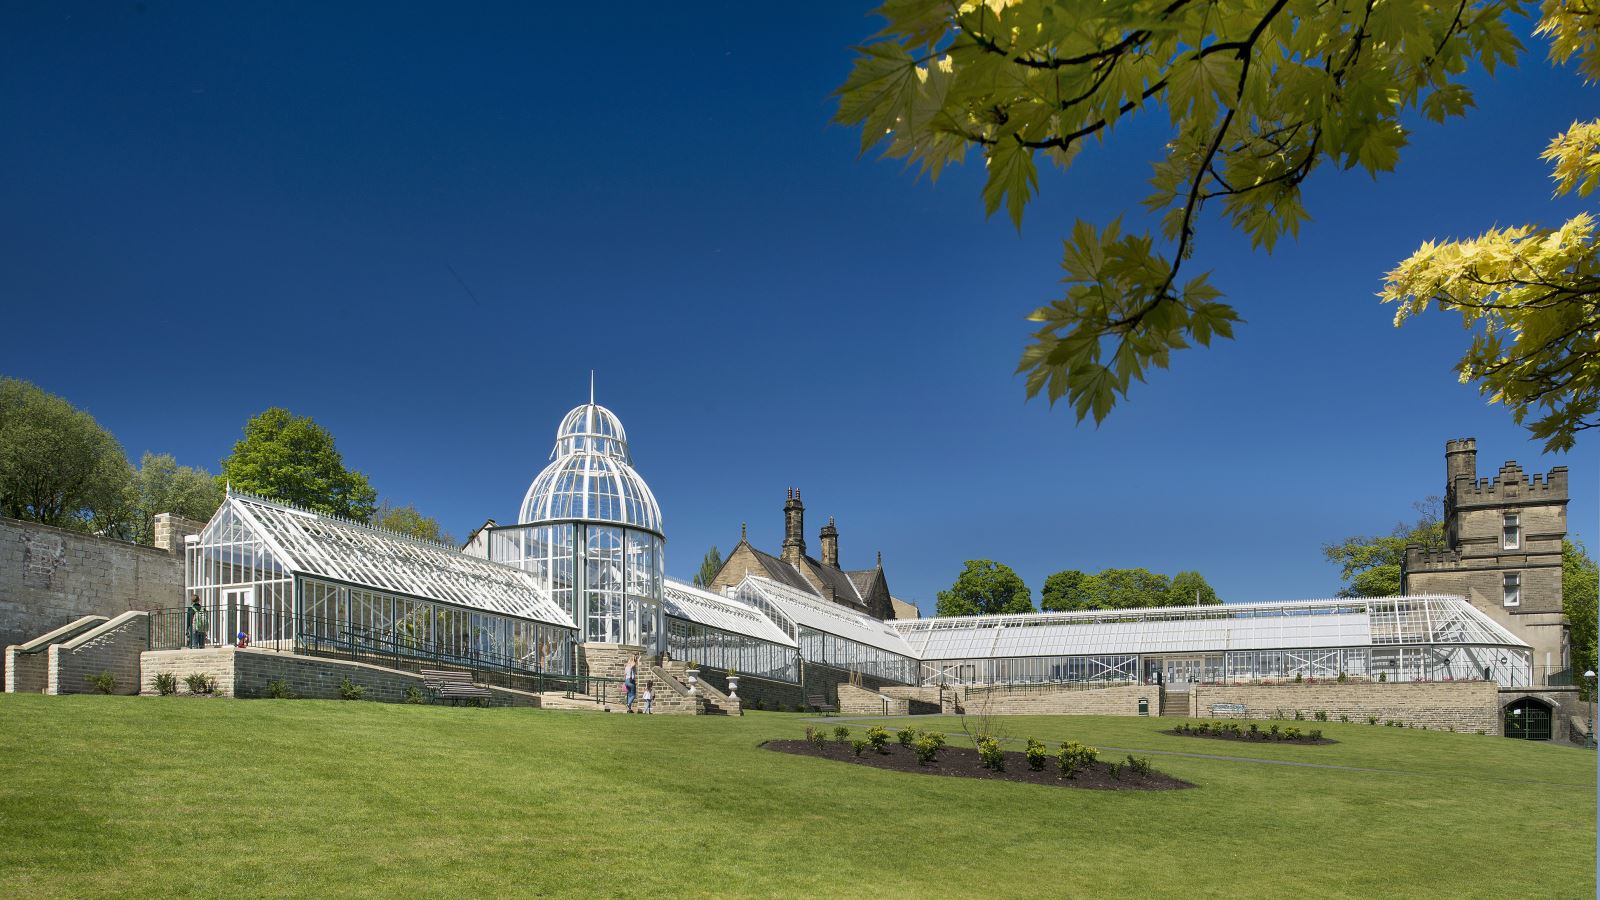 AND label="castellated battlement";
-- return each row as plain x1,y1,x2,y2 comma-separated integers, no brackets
1451,460,1568,506
1403,546,1462,570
